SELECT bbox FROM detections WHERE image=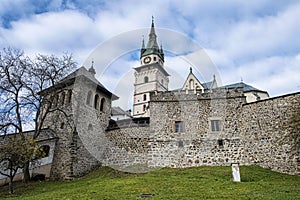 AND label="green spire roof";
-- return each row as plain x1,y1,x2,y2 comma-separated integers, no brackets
140,17,164,60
